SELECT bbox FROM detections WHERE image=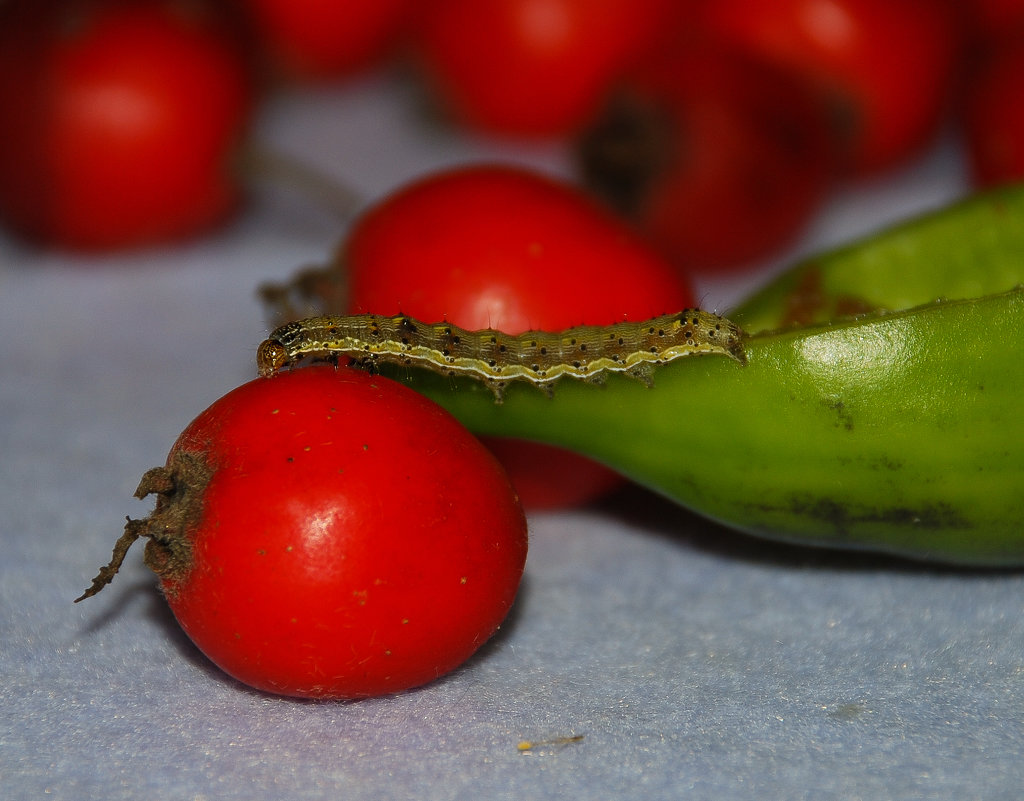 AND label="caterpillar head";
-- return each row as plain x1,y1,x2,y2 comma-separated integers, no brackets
257,338,291,377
